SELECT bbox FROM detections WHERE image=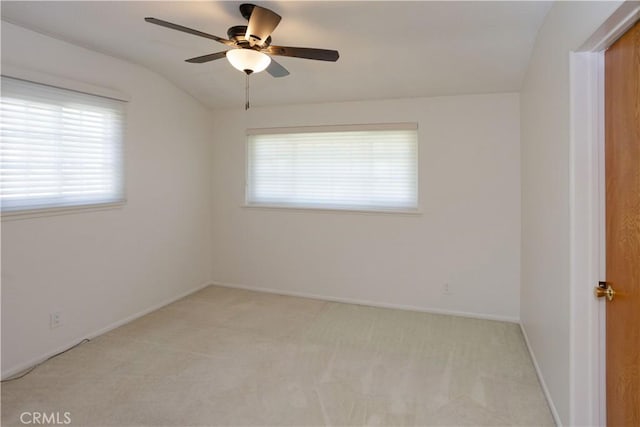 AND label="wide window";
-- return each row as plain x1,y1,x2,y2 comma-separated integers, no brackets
0,76,125,213
246,124,418,211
